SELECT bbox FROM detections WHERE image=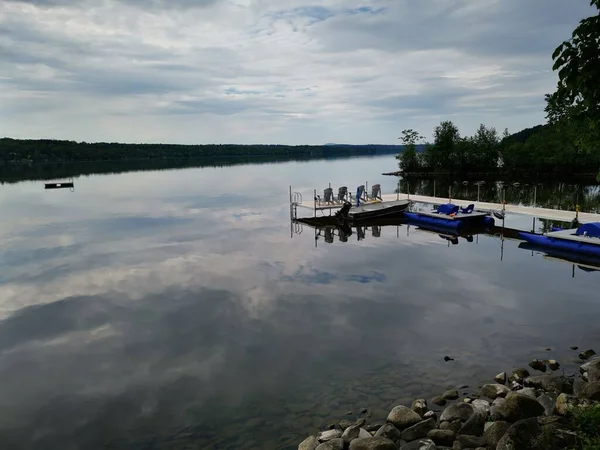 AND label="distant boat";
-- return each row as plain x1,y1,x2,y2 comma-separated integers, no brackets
44,178,74,190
